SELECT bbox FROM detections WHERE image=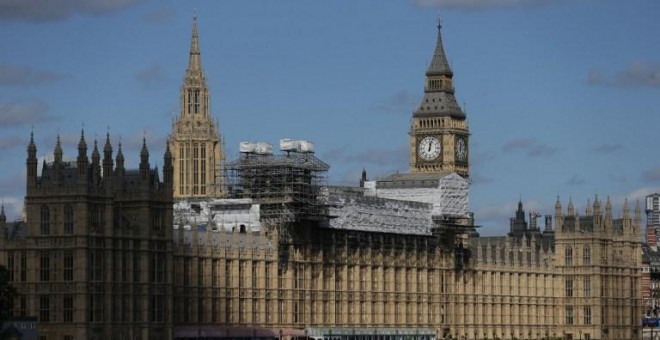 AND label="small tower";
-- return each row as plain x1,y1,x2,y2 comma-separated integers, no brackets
91,140,101,185
554,196,563,230
103,132,113,187
115,142,125,179
53,135,63,183
585,198,592,216
164,140,173,189
604,196,613,232
77,130,88,178
26,131,38,191
359,168,367,188
140,138,150,182
0,205,6,244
